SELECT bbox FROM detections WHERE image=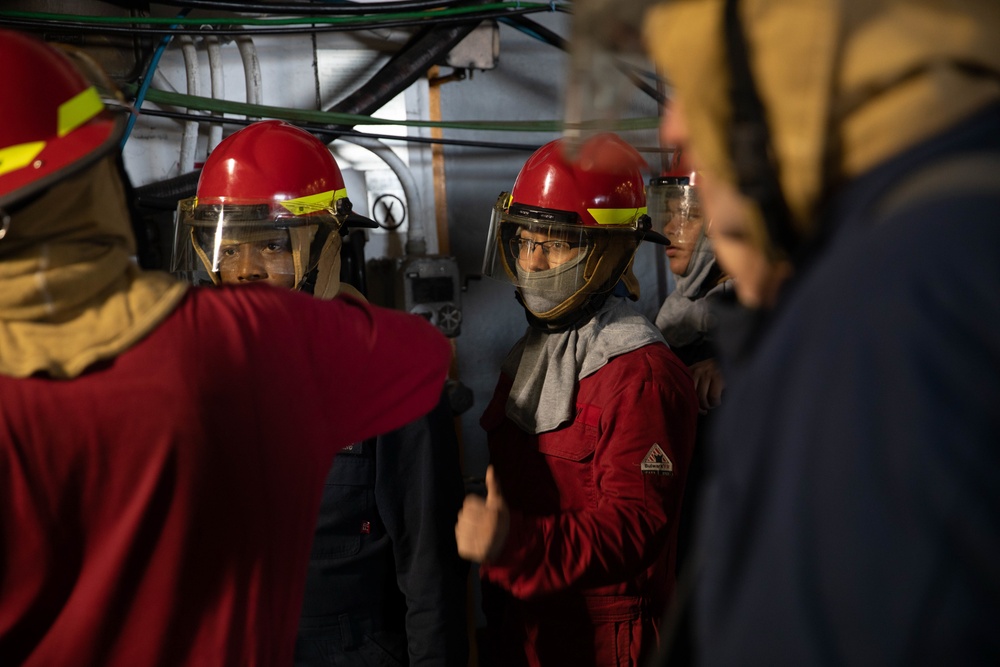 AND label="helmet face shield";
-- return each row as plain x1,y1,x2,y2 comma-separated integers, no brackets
483,192,640,316
648,179,709,277
483,192,591,289
172,194,346,289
